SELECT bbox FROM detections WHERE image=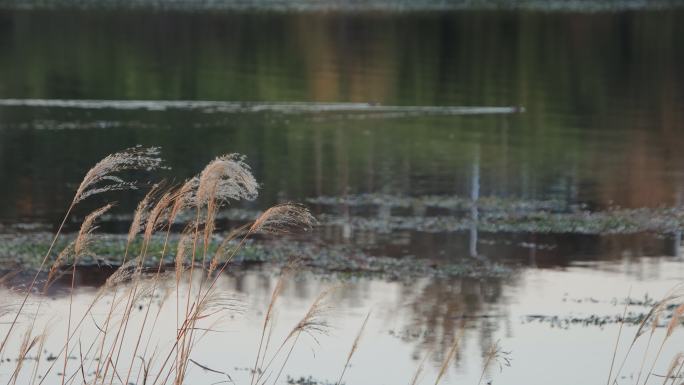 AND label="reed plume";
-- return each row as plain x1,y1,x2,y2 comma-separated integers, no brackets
477,340,511,385
175,225,195,282
666,304,684,338
195,292,246,321
662,352,684,385
198,154,257,262
642,303,684,385
45,242,74,290
286,287,334,342
613,286,684,385
169,177,199,225
73,146,163,204
249,203,316,235
9,328,40,385
197,154,258,206
103,260,141,289
128,183,162,246
264,287,335,385
74,204,114,259
1,146,163,357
